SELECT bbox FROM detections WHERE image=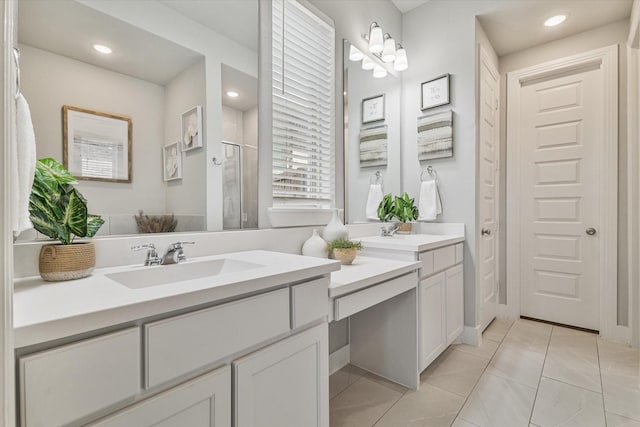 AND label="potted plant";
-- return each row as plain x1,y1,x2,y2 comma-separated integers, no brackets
327,238,362,265
29,158,105,281
393,192,419,233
